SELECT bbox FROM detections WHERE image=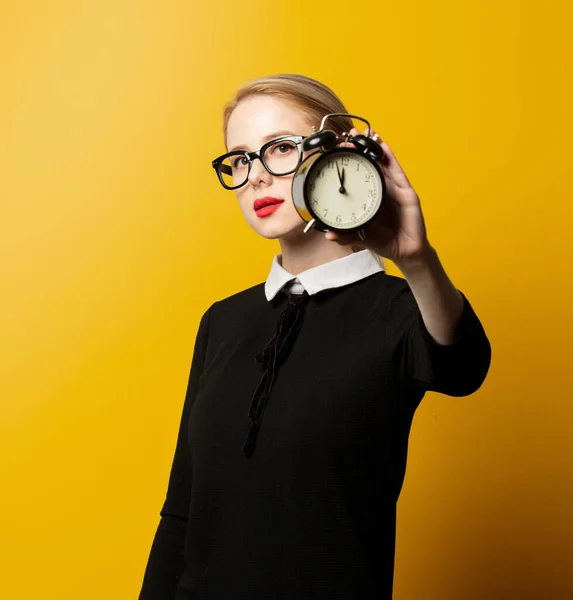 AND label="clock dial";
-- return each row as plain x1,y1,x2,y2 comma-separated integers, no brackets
307,151,383,230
